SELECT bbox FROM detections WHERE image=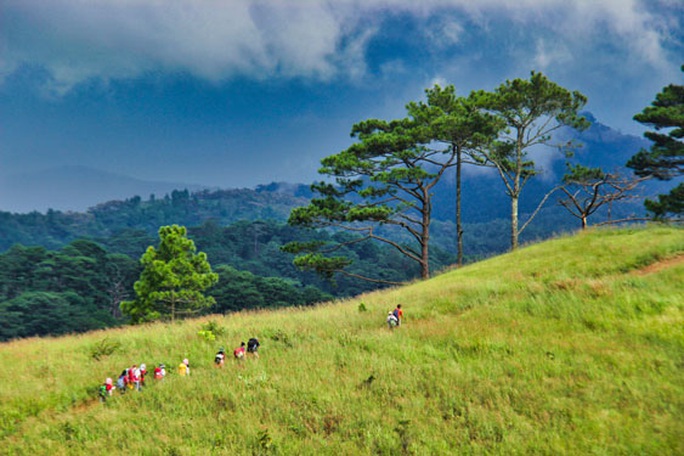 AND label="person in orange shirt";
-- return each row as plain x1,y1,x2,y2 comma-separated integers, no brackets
393,304,404,326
